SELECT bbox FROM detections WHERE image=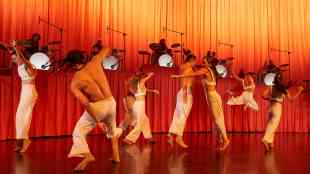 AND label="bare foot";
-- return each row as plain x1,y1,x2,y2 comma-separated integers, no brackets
219,140,230,152
147,138,156,144
167,135,174,146
14,146,22,152
262,140,270,152
20,139,31,153
176,137,188,149
109,158,120,163
123,138,133,145
73,154,95,172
